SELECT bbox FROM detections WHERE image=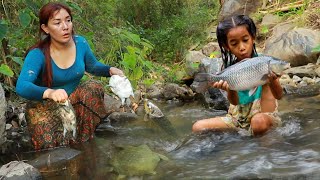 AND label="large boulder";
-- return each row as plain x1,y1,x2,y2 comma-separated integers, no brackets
0,161,41,180
219,0,262,20
185,50,207,77
264,27,320,67
0,83,6,146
